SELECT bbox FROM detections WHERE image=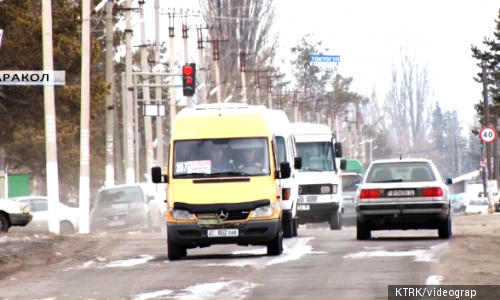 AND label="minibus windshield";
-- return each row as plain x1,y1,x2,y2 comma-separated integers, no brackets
173,137,271,178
